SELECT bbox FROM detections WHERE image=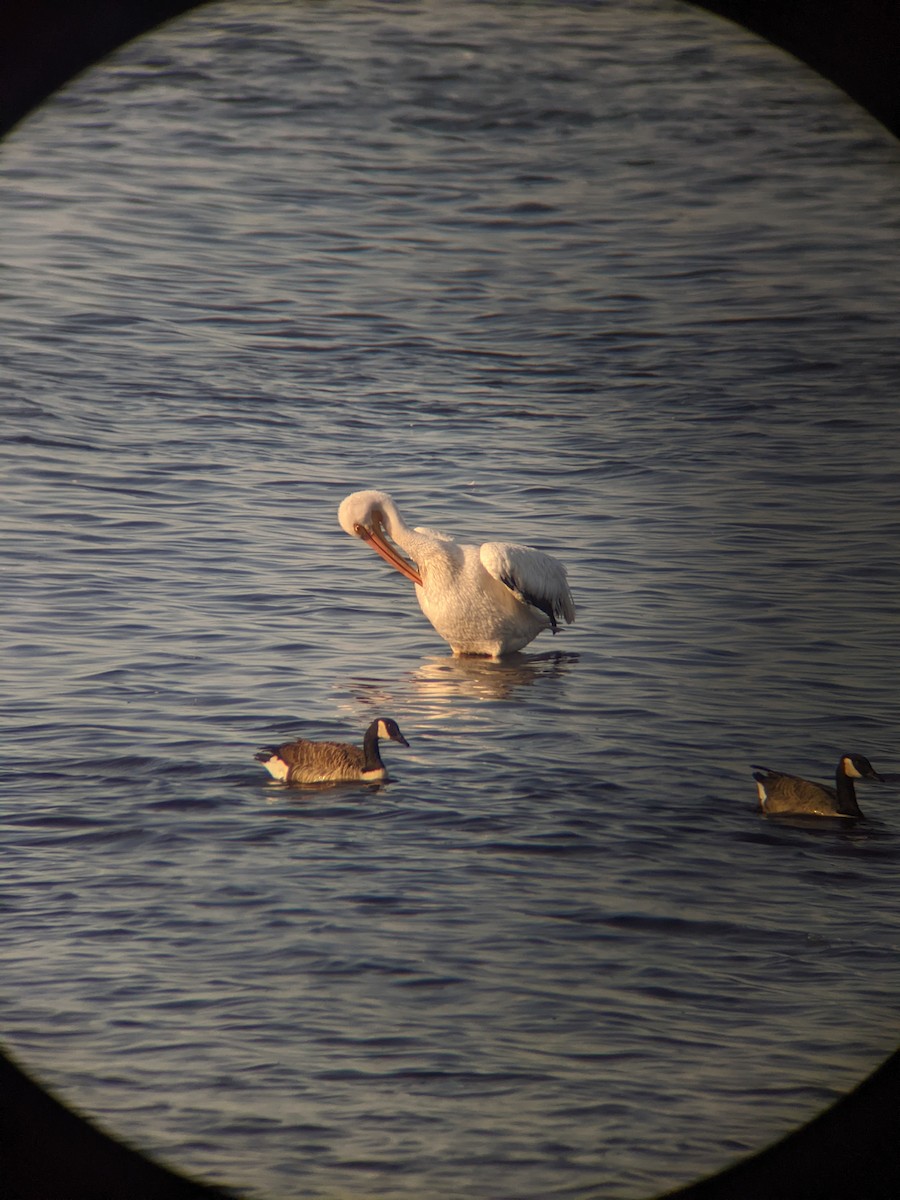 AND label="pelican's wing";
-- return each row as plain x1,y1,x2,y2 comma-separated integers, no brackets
480,542,575,629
